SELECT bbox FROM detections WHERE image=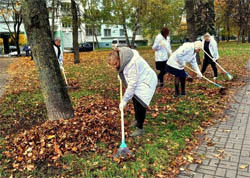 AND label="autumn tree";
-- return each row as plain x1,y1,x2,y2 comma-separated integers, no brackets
21,0,74,120
0,0,22,55
71,0,80,63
